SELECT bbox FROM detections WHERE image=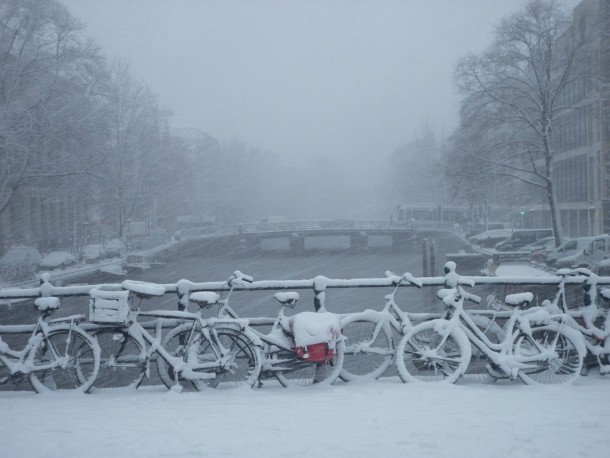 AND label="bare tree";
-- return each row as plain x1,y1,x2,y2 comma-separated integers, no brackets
454,0,581,247
0,0,102,219
95,61,165,238
444,130,495,230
